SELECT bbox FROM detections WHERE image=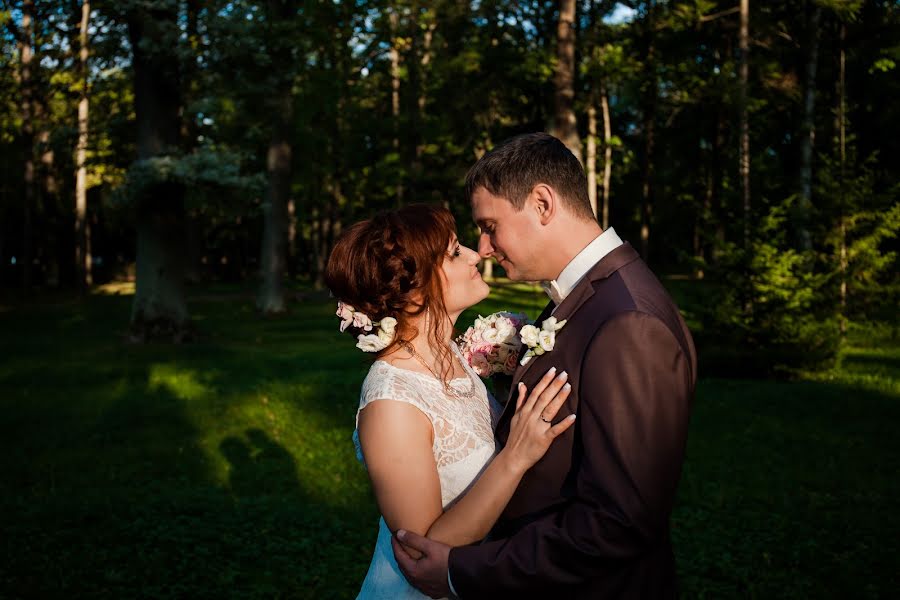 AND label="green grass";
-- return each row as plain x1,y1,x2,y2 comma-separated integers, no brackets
0,284,897,598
